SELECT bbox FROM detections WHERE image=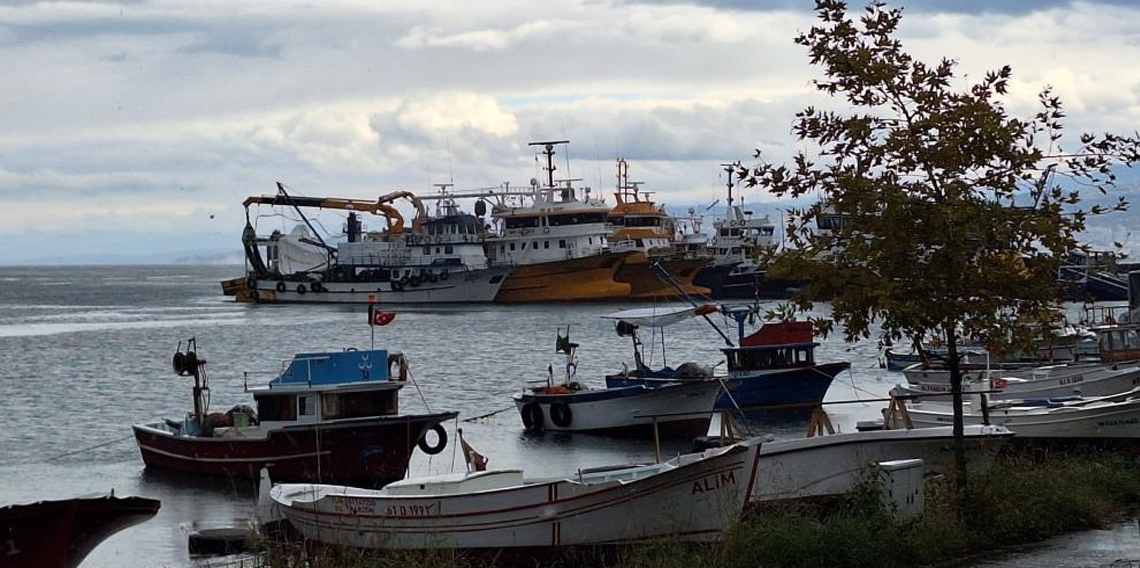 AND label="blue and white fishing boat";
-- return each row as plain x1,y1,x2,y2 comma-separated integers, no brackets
513,327,722,436
604,306,848,411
